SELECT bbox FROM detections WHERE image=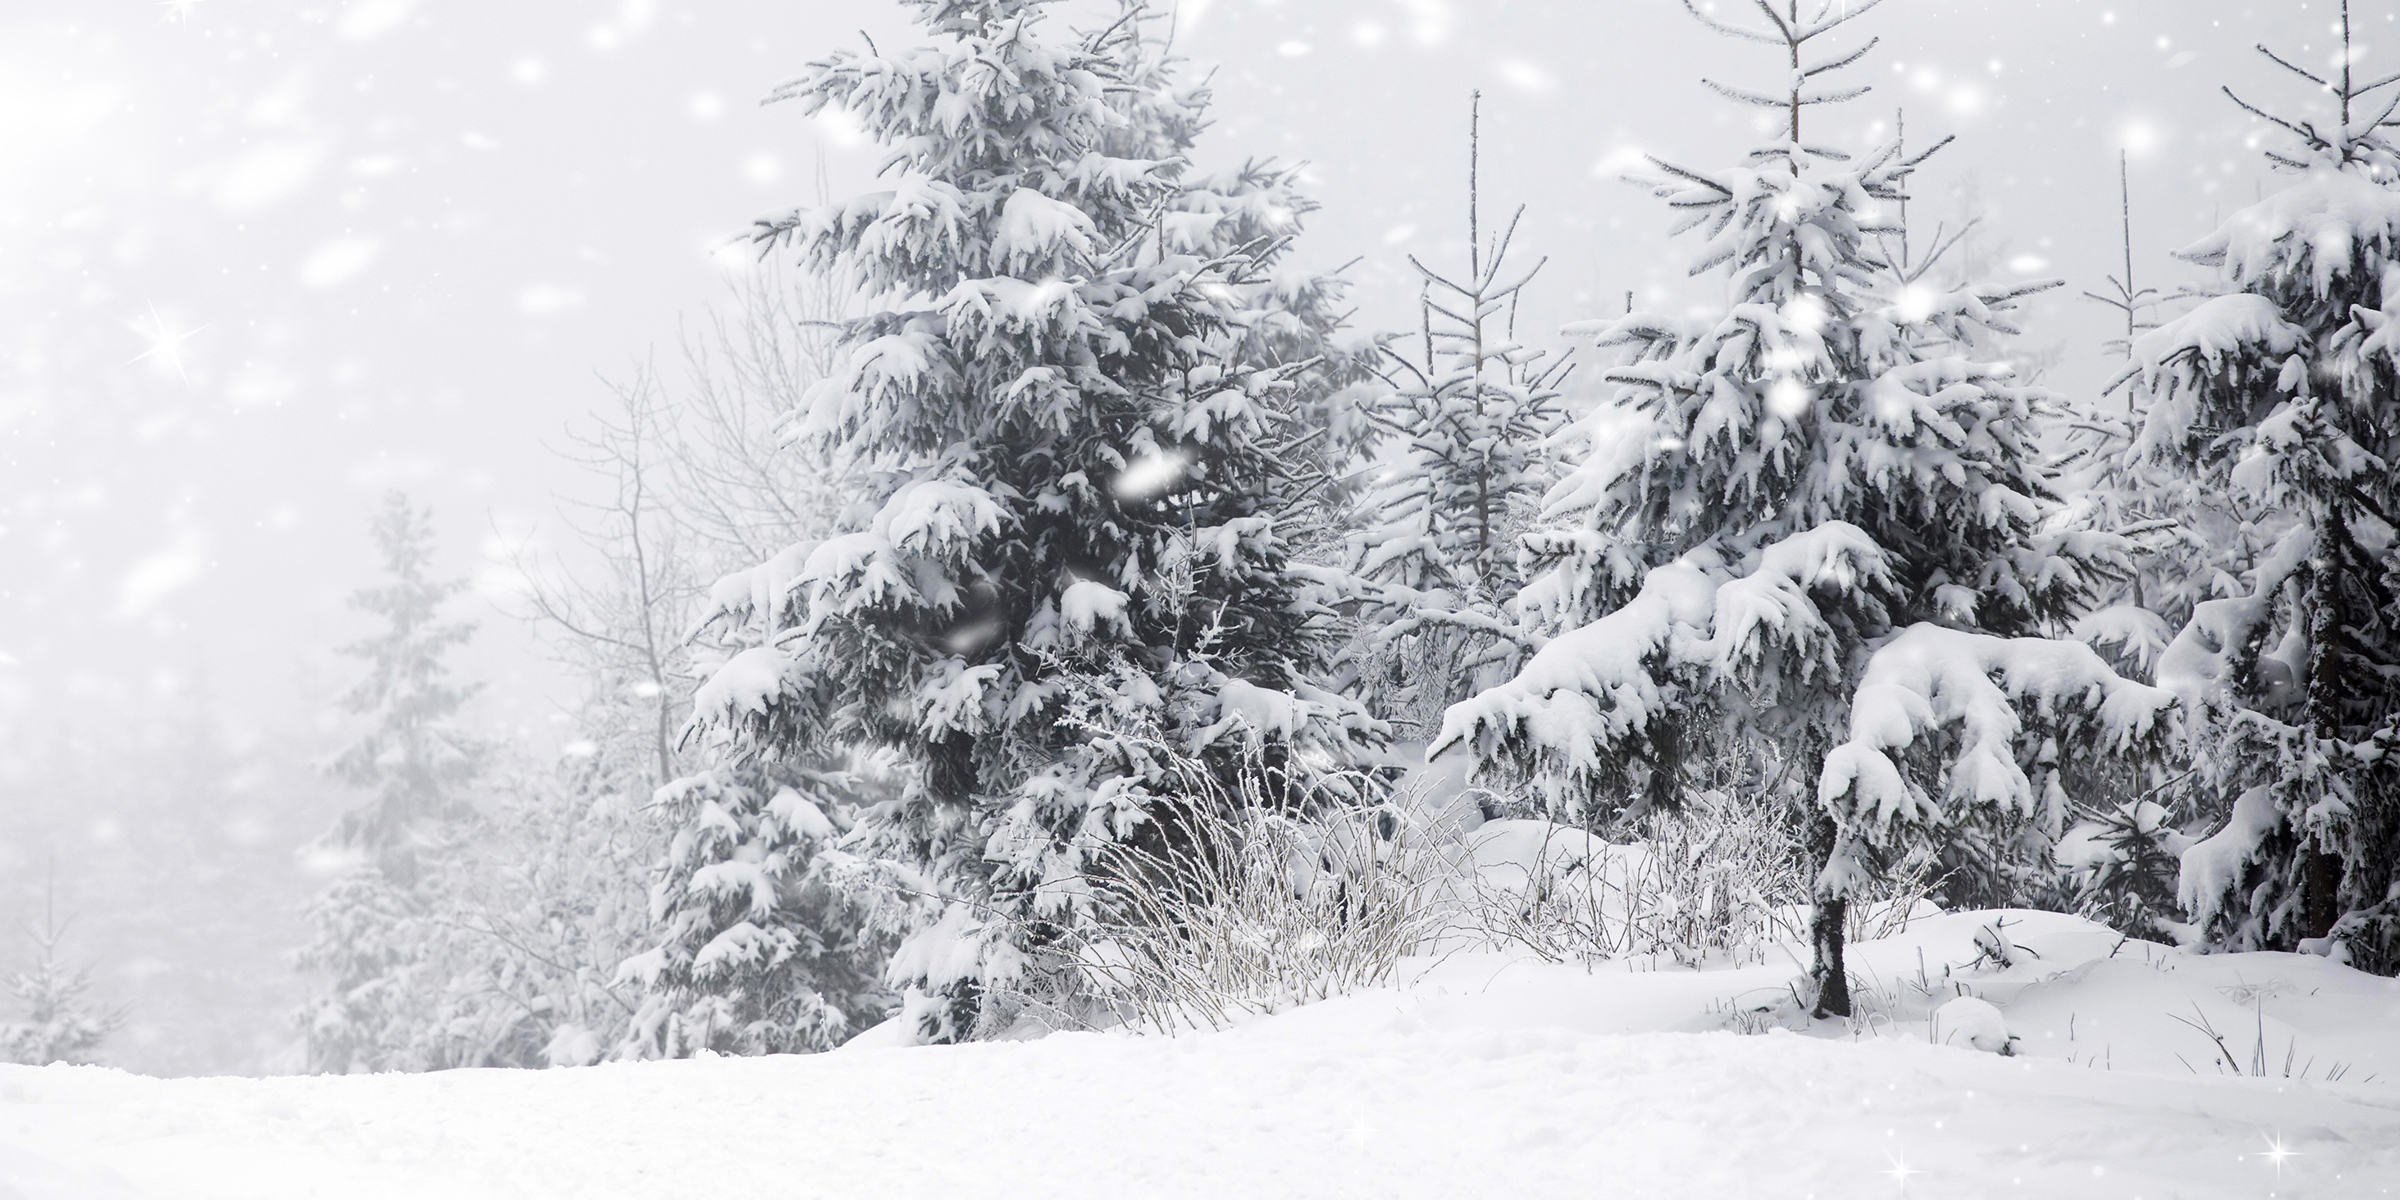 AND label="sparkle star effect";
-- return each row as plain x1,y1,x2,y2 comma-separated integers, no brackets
2251,1132,2303,1176
159,0,207,24
126,302,212,391
1880,1153,1922,1189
